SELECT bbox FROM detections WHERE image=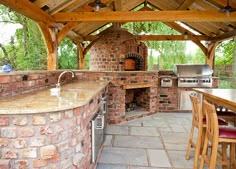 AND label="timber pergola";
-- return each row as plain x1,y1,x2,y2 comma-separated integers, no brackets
0,0,236,70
